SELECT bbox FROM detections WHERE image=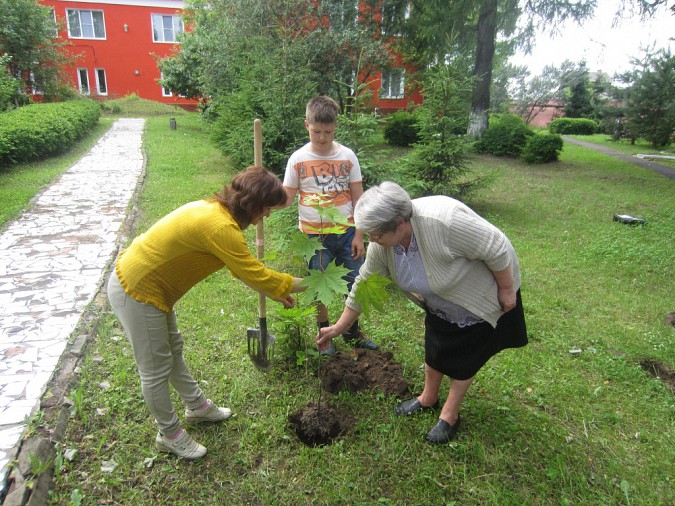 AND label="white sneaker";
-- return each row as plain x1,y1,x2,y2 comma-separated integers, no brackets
155,430,206,460
184,399,232,423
